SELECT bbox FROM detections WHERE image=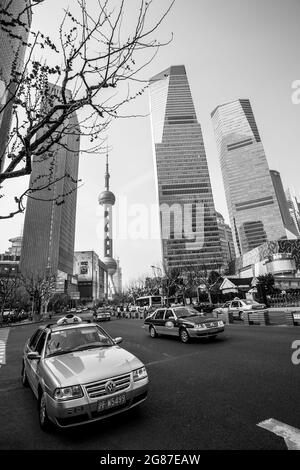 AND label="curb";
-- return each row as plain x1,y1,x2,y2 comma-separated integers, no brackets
0,318,47,329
